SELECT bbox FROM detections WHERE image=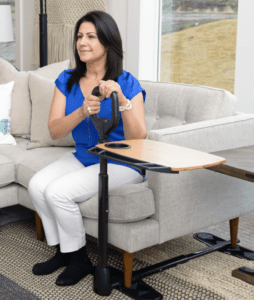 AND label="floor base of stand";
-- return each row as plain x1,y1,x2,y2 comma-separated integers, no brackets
194,232,254,261
101,266,163,300
93,233,251,299
117,280,163,300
